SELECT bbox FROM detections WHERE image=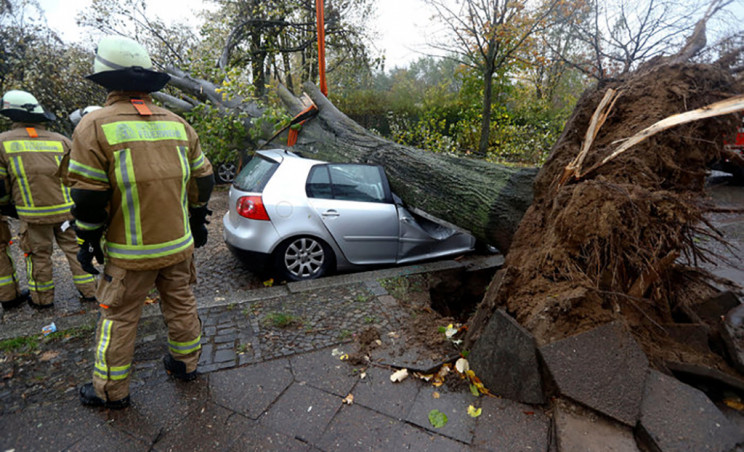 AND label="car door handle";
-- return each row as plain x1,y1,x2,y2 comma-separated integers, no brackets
322,210,340,218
